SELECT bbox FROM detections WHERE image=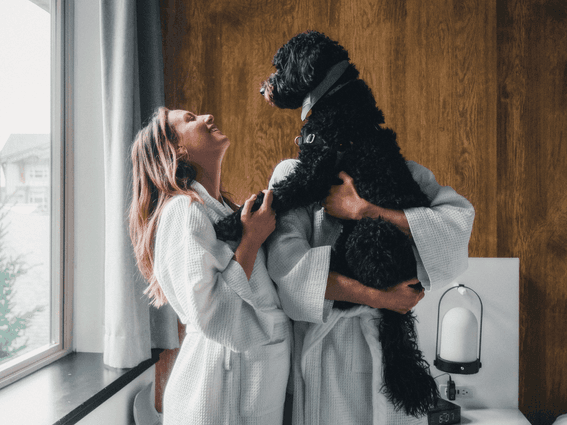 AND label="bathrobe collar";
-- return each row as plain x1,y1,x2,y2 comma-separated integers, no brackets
191,180,234,218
